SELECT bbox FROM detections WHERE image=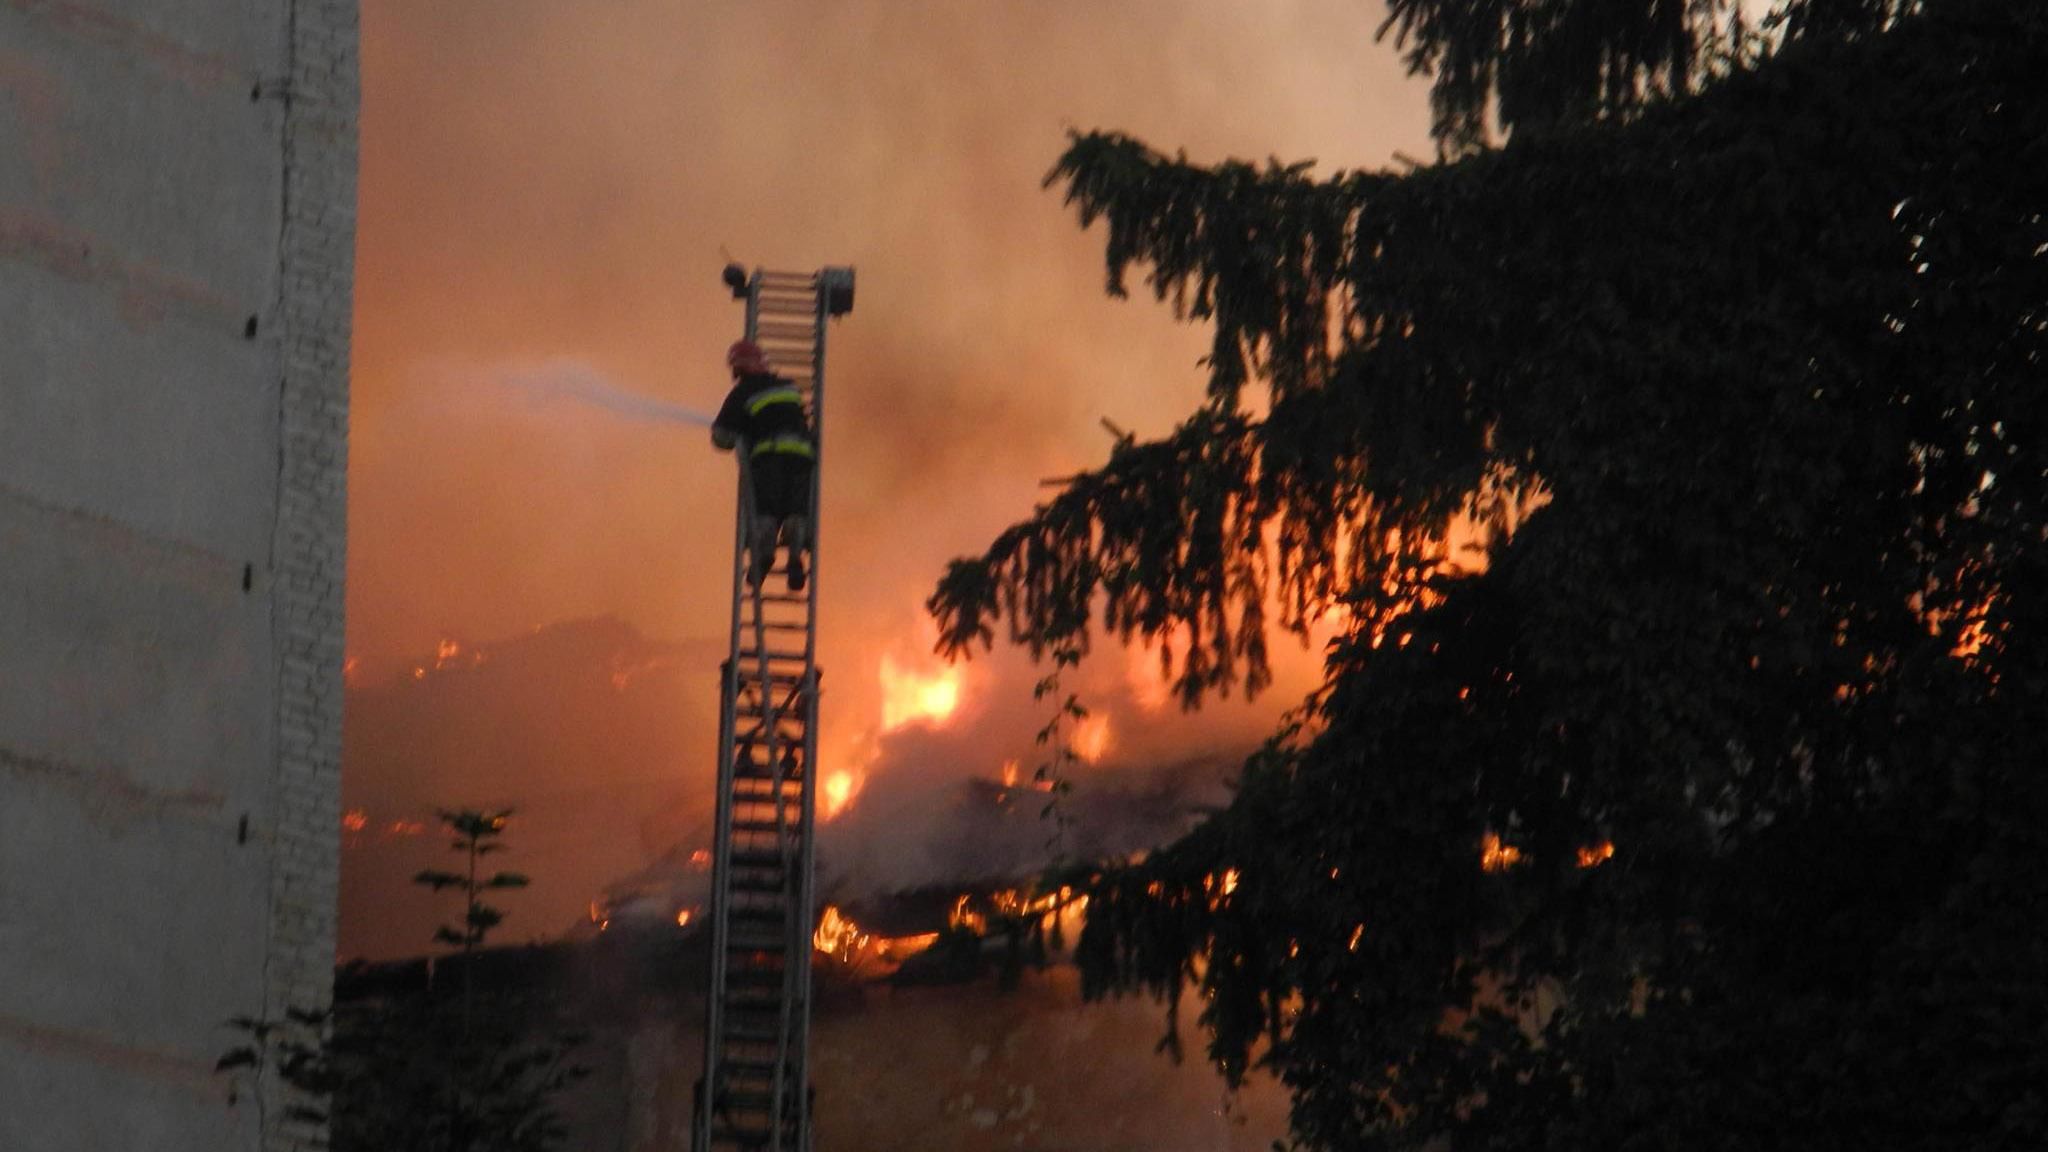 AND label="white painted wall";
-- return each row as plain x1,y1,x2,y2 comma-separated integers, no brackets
0,3,355,1149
